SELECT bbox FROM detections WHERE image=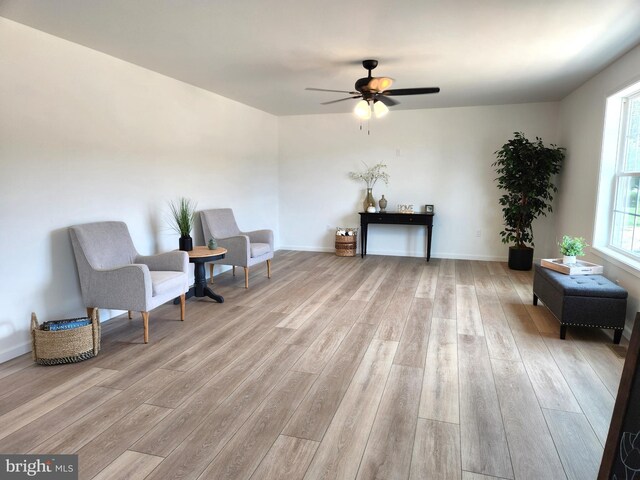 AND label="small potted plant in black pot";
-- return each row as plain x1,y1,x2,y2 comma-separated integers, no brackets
169,197,197,251
493,132,565,270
